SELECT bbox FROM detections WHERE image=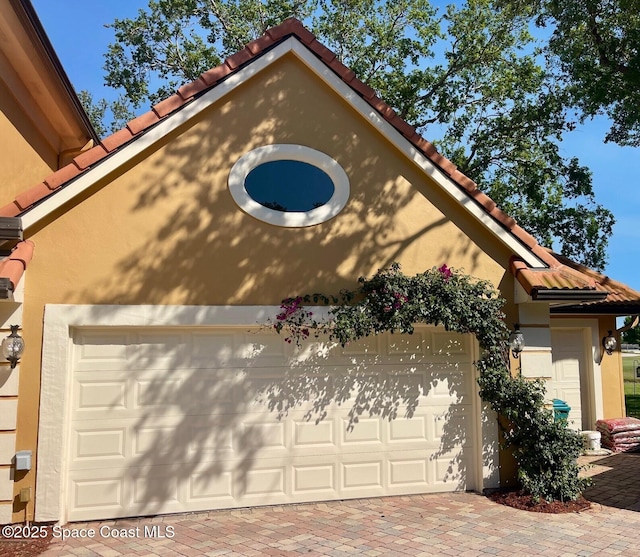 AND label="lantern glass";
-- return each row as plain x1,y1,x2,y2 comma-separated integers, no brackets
2,325,24,367
603,331,617,355
508,325,525,357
